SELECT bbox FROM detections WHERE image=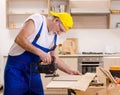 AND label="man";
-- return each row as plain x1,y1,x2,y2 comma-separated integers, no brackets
4,11,81,95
